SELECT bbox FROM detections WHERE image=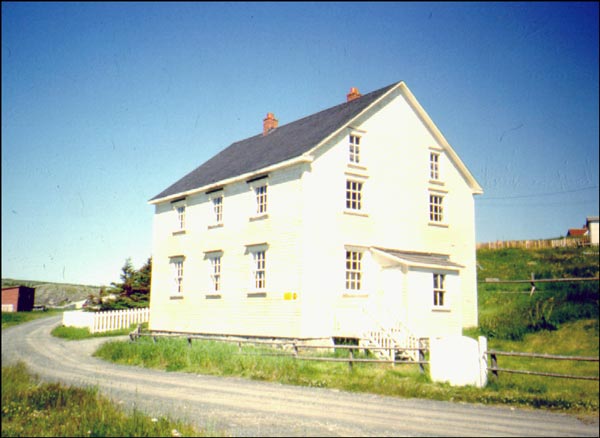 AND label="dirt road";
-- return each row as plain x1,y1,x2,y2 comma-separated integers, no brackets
2,316,598,437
